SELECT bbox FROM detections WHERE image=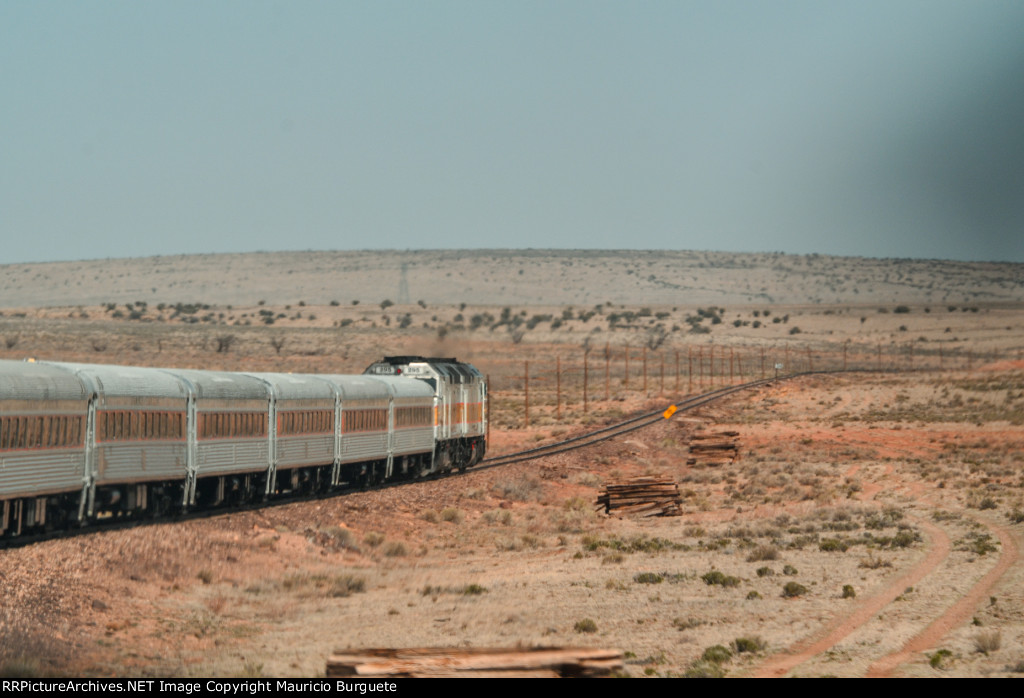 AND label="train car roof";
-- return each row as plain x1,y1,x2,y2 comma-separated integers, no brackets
0,359,91,402
163,368,270,400
369,375,435,399
244,372,337,401
46,362,189,400
317,374,393,401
